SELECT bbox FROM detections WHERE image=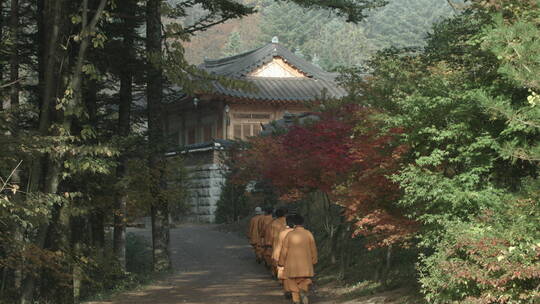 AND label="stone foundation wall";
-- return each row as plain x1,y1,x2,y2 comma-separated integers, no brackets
184,164,226,223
